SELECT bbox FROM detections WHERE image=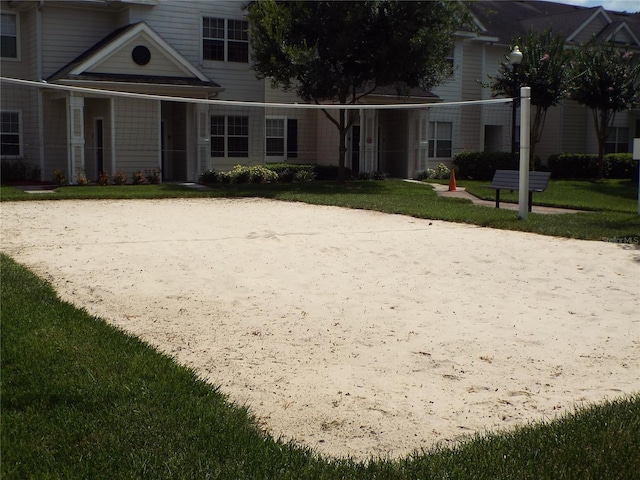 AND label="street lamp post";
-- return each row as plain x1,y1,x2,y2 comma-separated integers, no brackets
509,46,523,155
